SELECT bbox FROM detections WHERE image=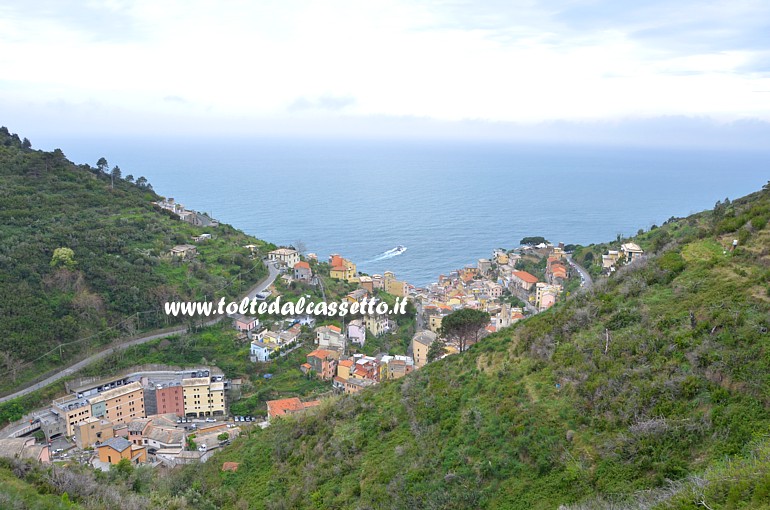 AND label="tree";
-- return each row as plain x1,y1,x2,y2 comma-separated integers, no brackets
21,137,31,150
440,308,490,353
427,338,447,362
112,458,134,477
111,165,121,189
0,351,20,382
96,157,108,174
125,174,134,183
136,176,148,188
50,247,77,270
520,236,548,246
